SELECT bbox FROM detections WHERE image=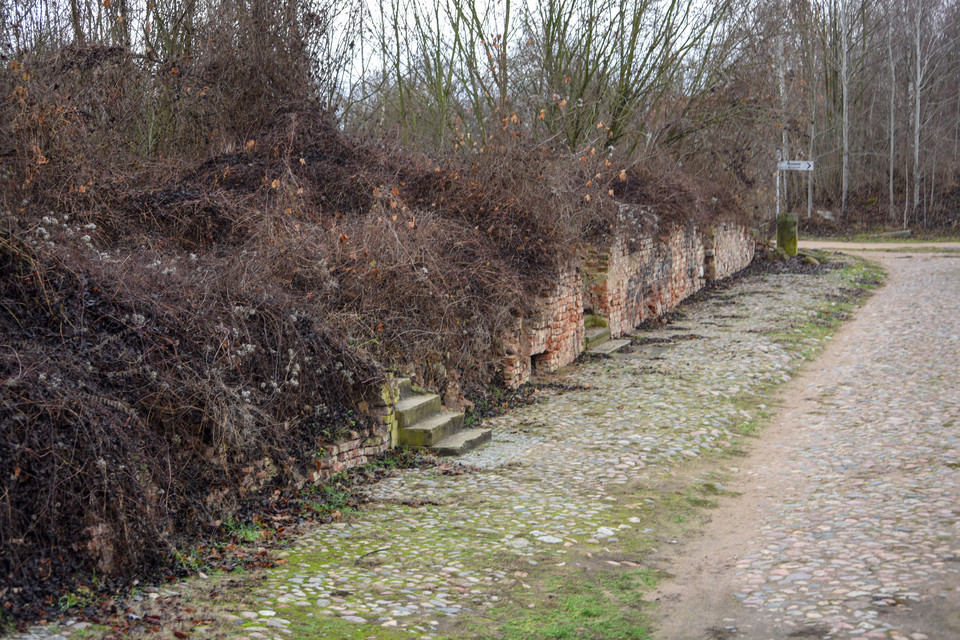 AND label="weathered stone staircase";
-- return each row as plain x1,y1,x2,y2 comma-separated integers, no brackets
583,314,631,355
395,378,491,456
